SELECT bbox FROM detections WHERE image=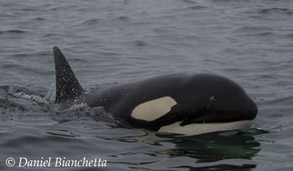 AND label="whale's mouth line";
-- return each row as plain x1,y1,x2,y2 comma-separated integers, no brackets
158,120,253,135
187,110,257,125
